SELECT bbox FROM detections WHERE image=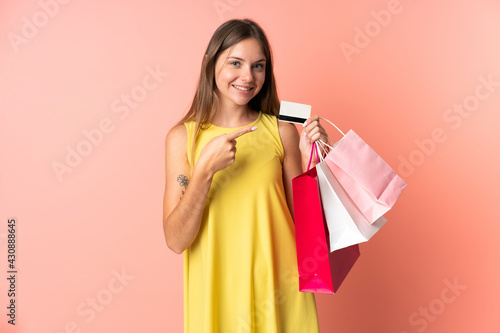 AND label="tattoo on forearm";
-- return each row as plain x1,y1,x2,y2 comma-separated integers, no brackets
177,174,189,199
